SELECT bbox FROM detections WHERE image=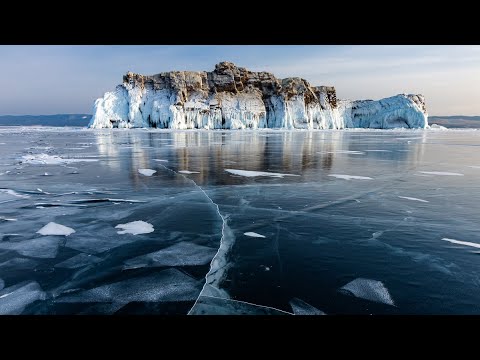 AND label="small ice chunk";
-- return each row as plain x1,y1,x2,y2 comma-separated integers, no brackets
153,159,168,162
115,220,154,235
225,169,299,178
398,196,429,203
419,171,464,176
442,238,480,249
178,170,200,174
189,296,291,315
138,169,156,176
37,222,75,236
244,232,266,238
124,241,216,269
328,174,373,180
0,282,46,315
56,268,201,304
340,278,395,306
55,253,102,269
0,237,62,259
289,298,326,315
